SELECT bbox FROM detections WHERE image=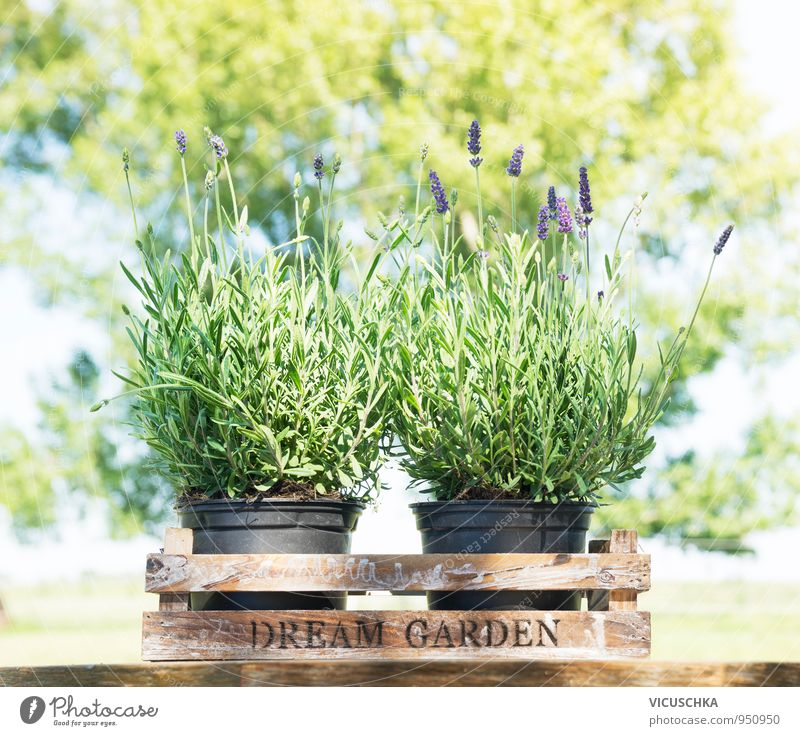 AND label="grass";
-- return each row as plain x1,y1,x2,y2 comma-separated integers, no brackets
1,577,798,666
647,581,800,662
